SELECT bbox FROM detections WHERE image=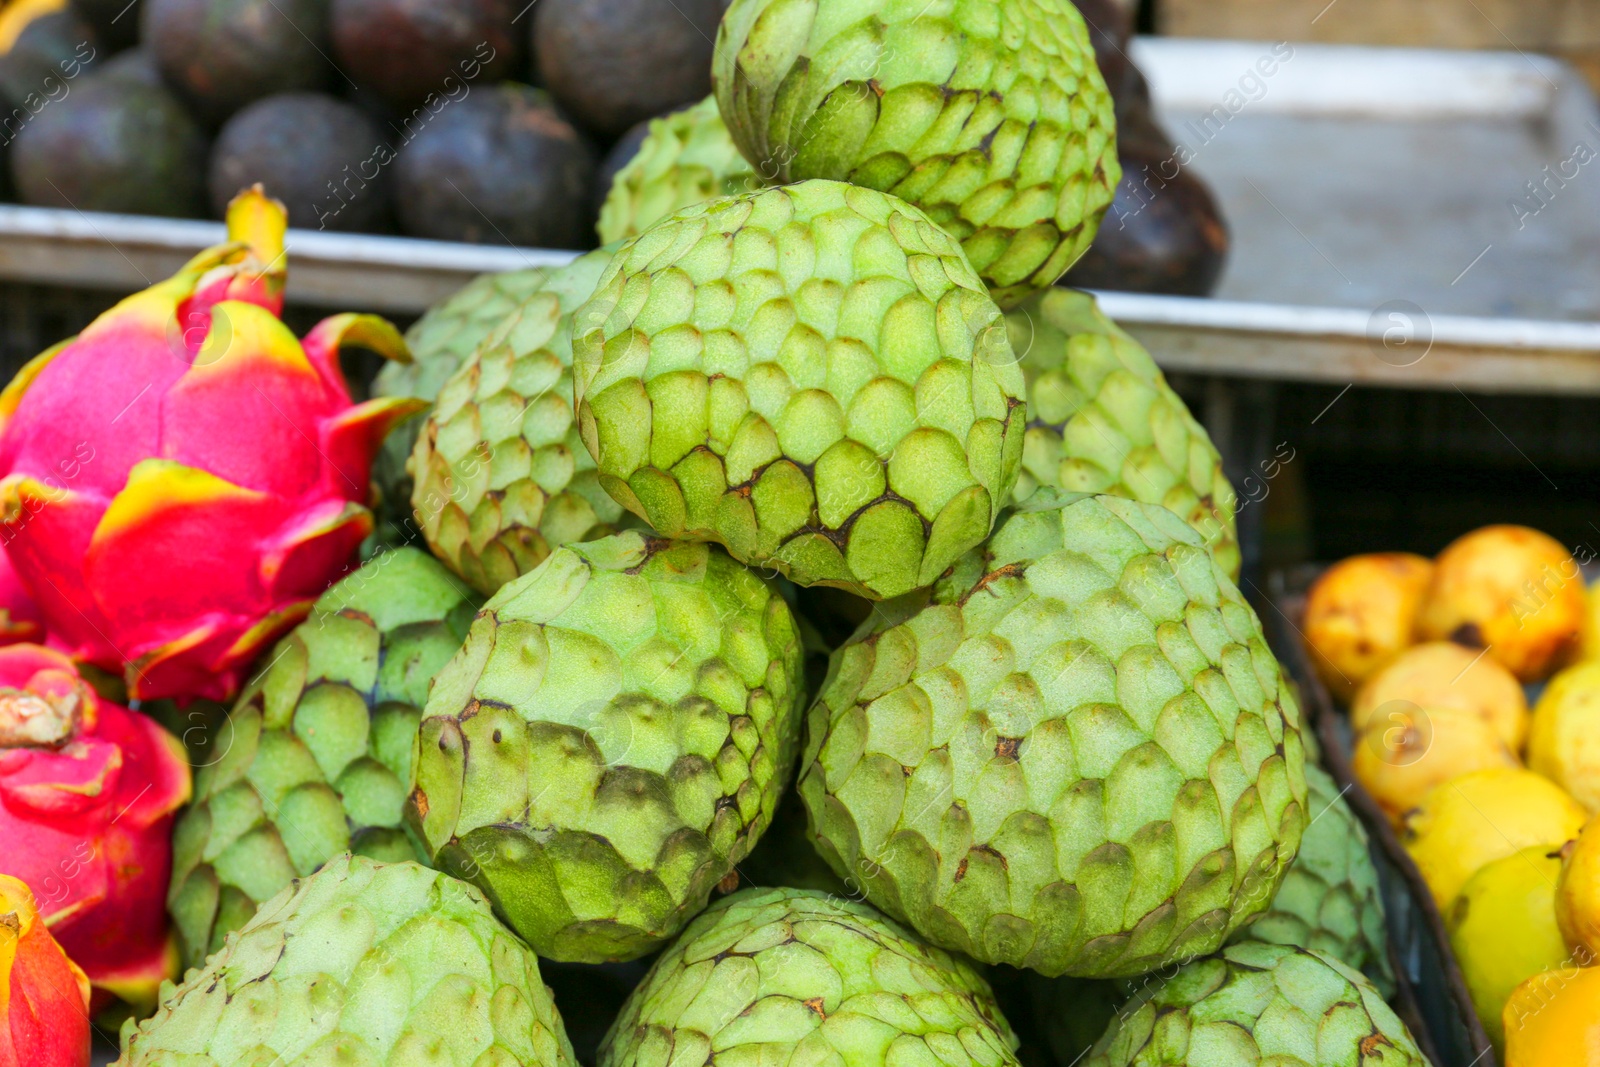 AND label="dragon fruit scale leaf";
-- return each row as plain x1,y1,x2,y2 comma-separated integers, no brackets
0,645,190,1018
